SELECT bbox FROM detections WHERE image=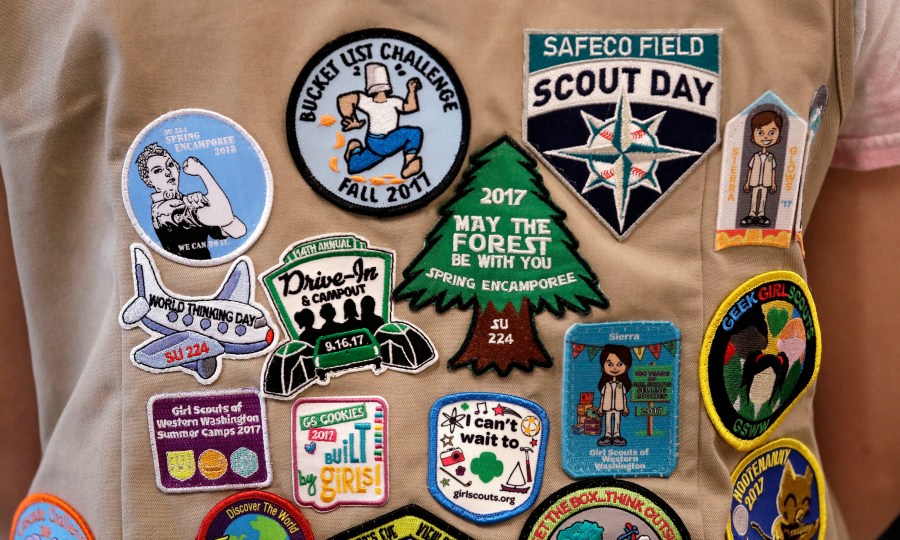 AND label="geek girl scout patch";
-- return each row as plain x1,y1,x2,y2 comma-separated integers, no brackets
729,439,826,540
326,504,474,540
700,272,821,451
519,479,690,540
563,322,681,478
715,92,808,250
11,493,94,540
196,490,314,540
122,109,273,266
525,31,721,239
292,396,388,511
428,392,550,524
120,245,277,384
287,28,469,216
147,389,271,493
394,137,608,376
259,234,436,398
